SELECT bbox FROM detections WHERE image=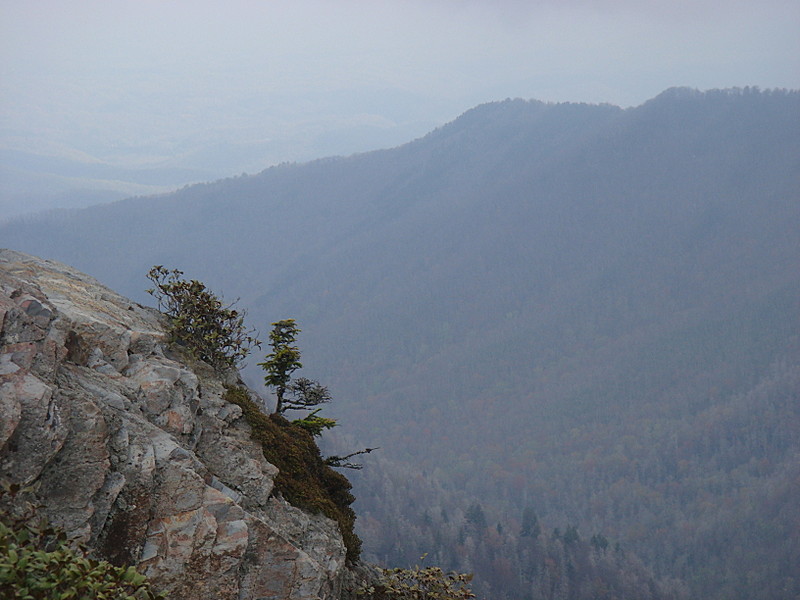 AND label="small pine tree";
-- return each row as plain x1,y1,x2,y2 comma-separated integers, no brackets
258,319,303,414
257,319,376,467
